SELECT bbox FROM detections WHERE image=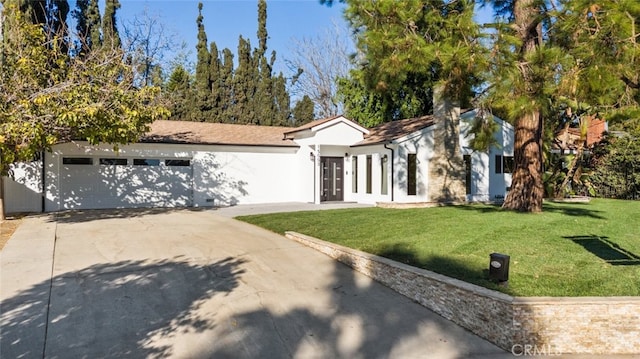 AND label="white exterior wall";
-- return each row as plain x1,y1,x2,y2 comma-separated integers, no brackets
348,127,435,205
460,111,514,202
348,146,393,204
294,119,367,146
191,146,302,206
3,161,42,214
44,142,301,211
394,128,436,203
